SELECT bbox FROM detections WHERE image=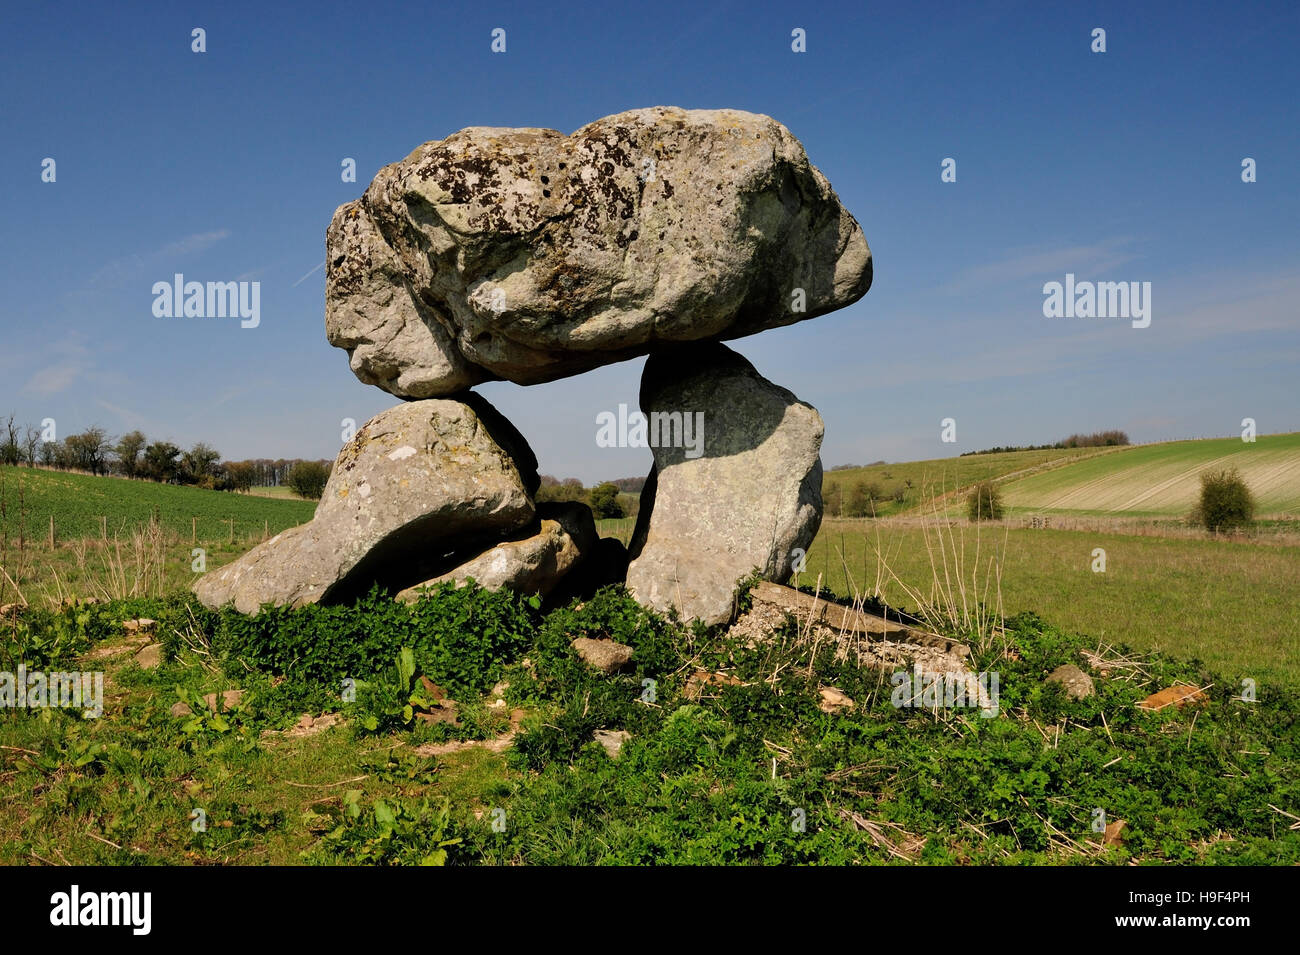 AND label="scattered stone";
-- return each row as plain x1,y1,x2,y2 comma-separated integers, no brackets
594,729,631,759
173,689,244,717
683,670,743,701
572,637,634,674
262,712,344,740
626,344,825,626
1046,664,1096,700
397,501,596,601
327,106,871,398
818,687,855,713
412,730,516,758
134,644,163,670
194,394,539,613
1138,685,1209,711
414,705,459,726
123,618,156,636
419,677,448,701
83,636,152,661
204,690,244,711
